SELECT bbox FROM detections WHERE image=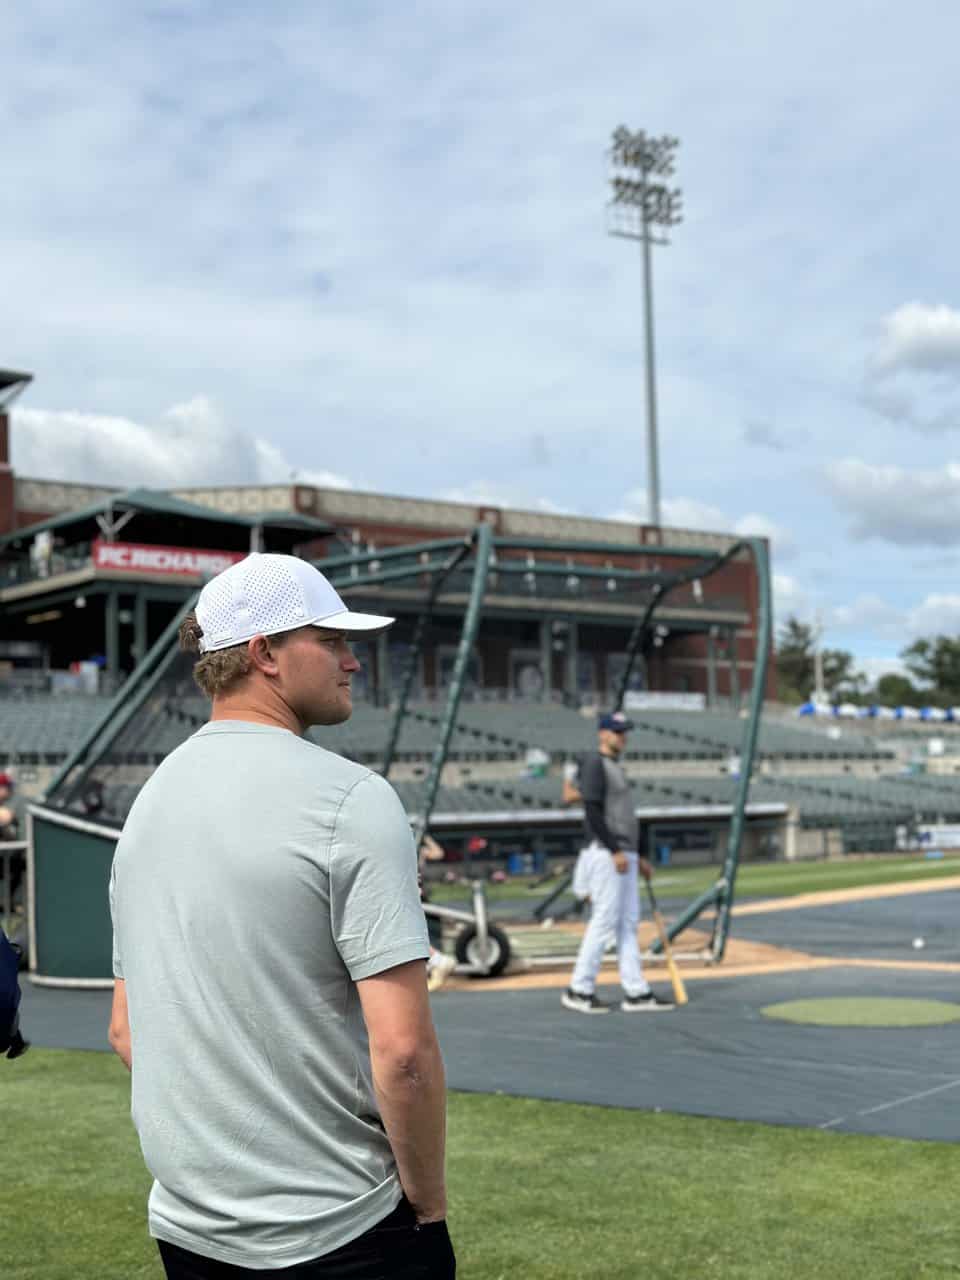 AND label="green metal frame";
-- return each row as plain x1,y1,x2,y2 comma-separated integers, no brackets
381,538,474,776
41,528,770,965
634,537,772,961
410,523,493,848
45,593,200,805
612,544,748,707
42,537,496,832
